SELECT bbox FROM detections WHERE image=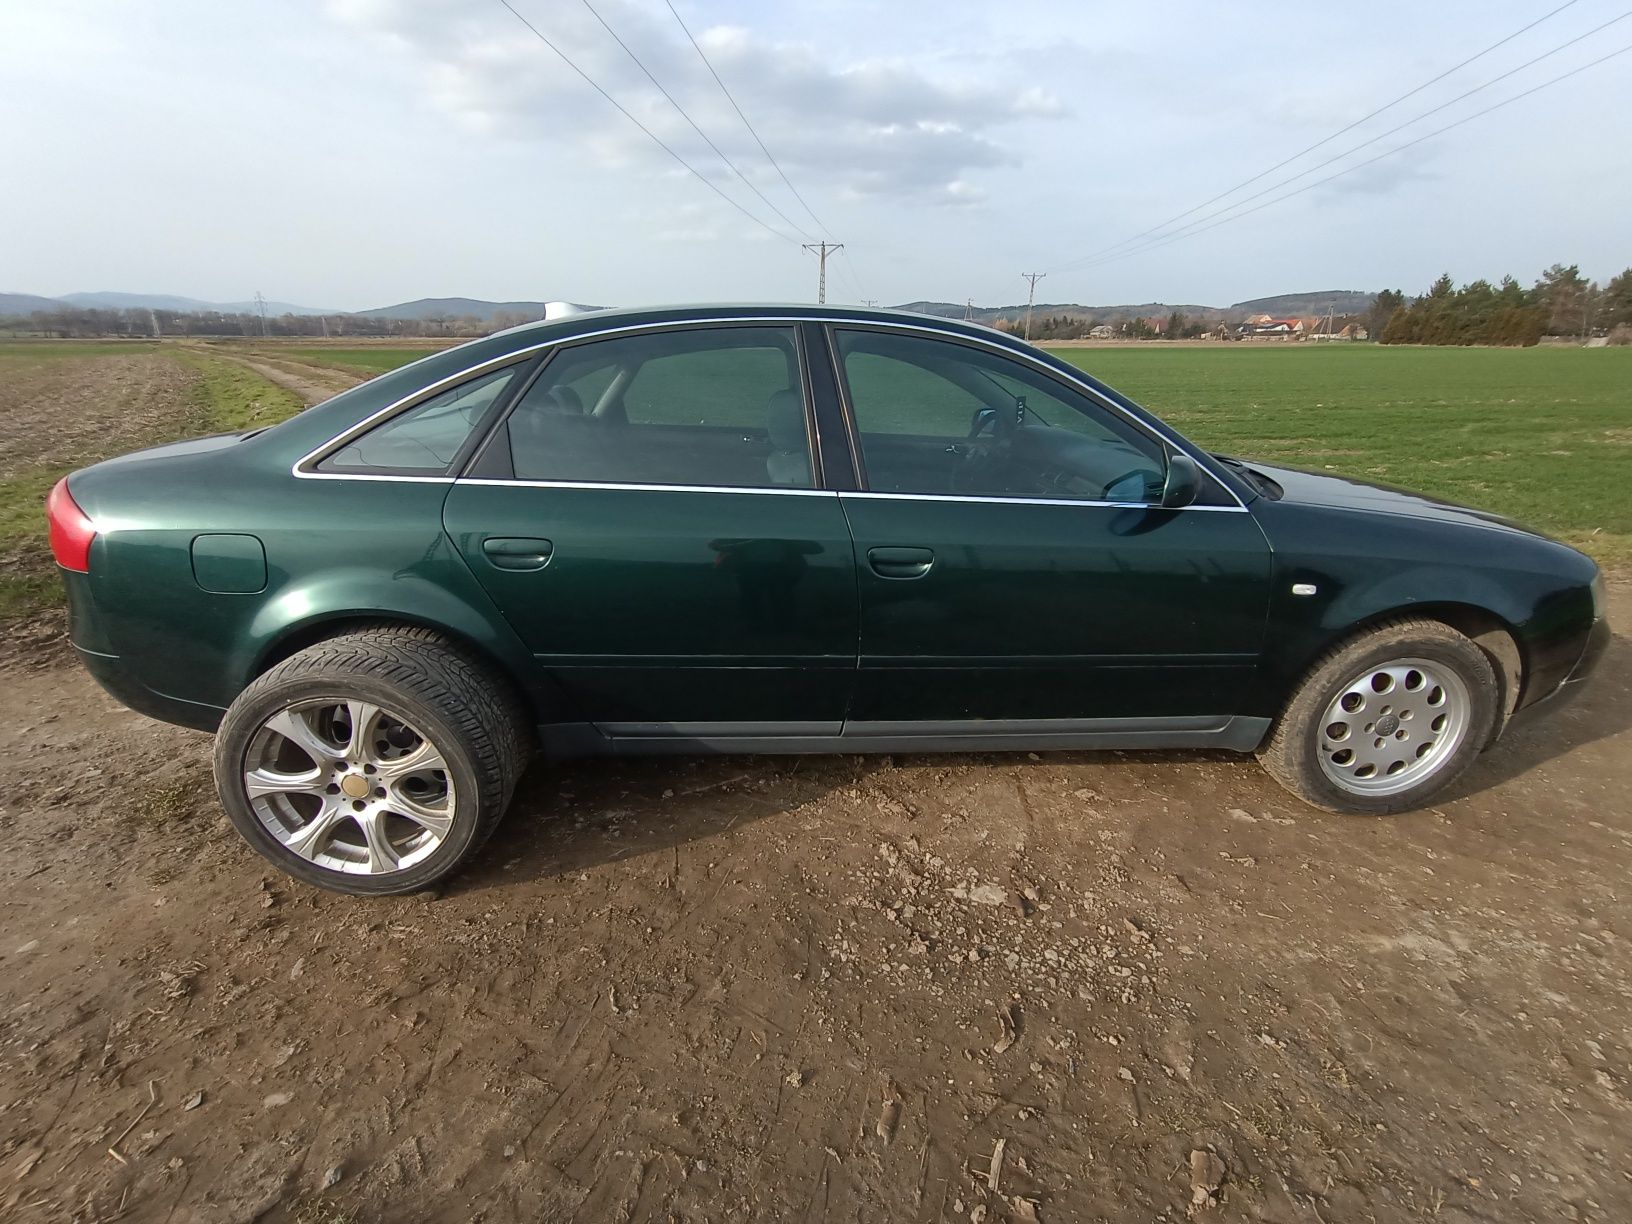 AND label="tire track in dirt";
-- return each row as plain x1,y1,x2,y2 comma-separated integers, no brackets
212,353,367,407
